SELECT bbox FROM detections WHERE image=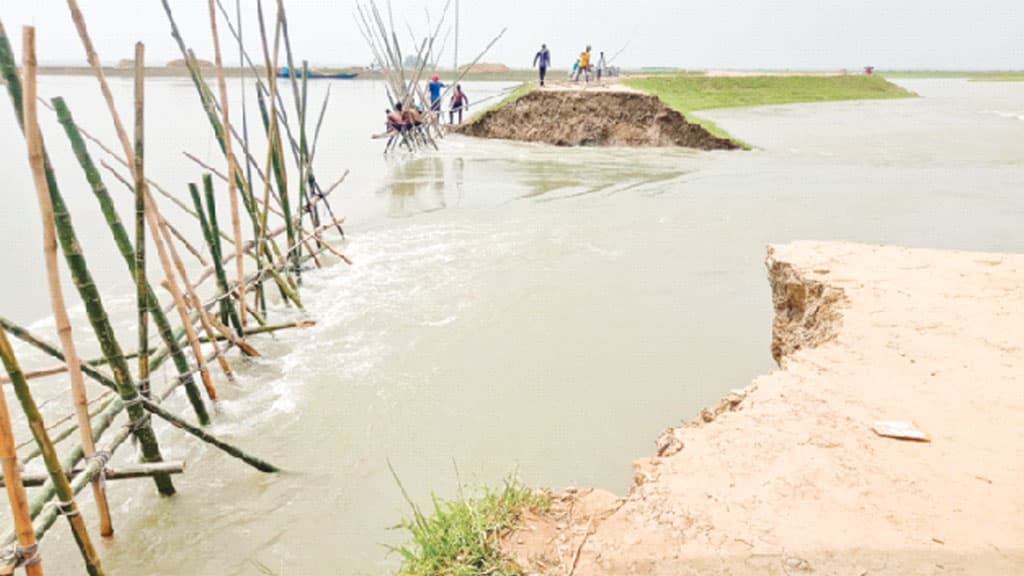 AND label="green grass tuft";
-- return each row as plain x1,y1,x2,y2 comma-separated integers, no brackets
623,74,917,144
391,476,551,576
